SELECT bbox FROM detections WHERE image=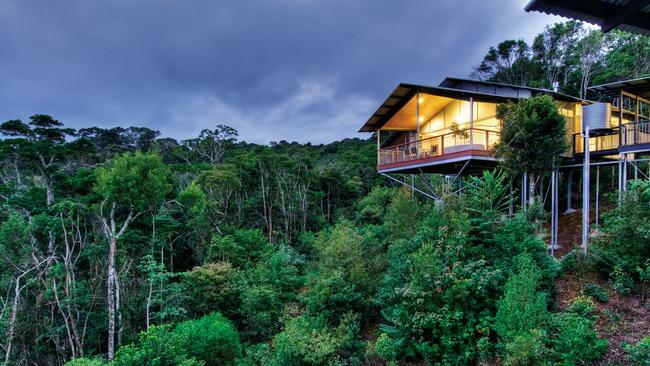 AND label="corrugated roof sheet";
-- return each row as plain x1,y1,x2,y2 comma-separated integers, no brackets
589,76,650,98
525,0,650,35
